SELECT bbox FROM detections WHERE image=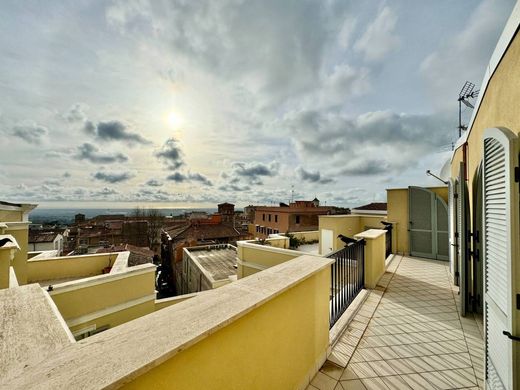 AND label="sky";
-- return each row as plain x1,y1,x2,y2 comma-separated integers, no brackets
0,0,515,209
